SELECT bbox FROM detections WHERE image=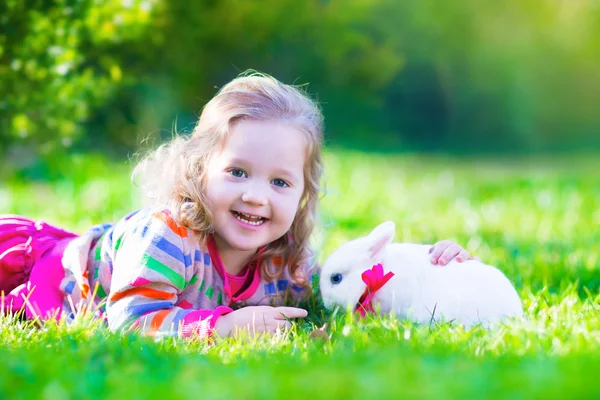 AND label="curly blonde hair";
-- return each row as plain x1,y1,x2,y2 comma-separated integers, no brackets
132,71,323,286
